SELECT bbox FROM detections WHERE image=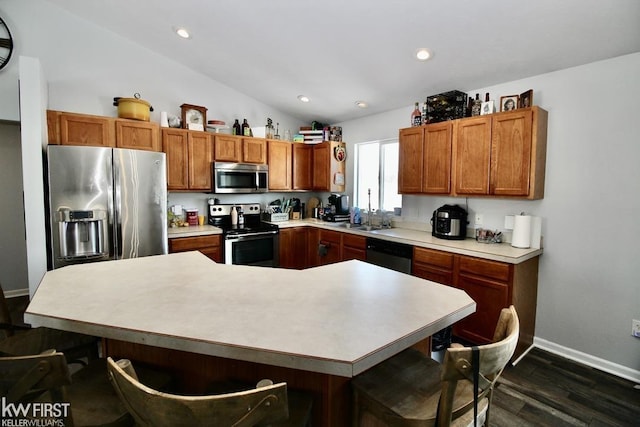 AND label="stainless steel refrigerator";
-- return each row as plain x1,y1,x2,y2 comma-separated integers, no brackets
46,145,167,269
